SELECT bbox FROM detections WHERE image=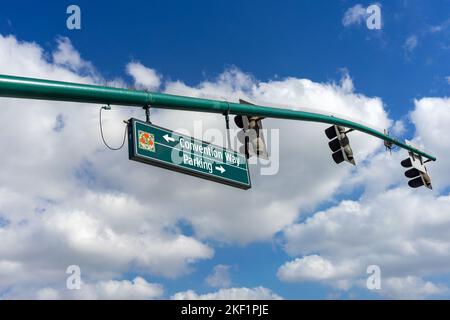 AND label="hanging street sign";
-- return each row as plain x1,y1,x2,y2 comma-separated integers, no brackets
128,118,251,189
